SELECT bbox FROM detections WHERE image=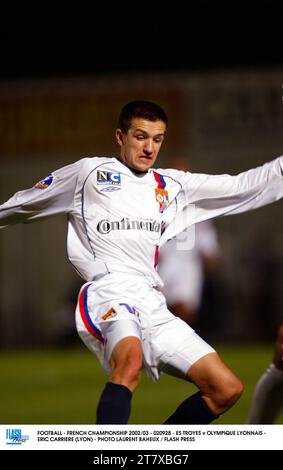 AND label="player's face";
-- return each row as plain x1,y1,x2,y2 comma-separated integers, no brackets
116,118,166,172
